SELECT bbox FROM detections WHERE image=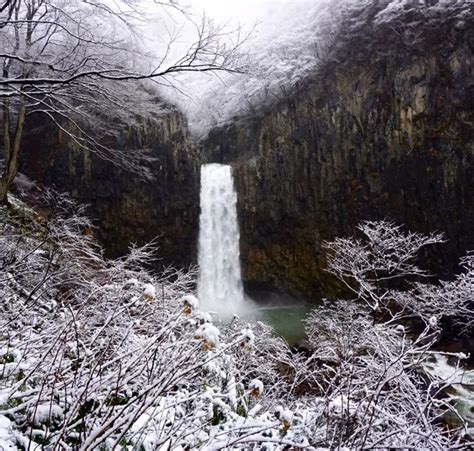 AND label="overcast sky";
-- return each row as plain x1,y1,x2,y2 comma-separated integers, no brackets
187,0,287,21
144,0,307,57
141,0,290,73
139,0,322,132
